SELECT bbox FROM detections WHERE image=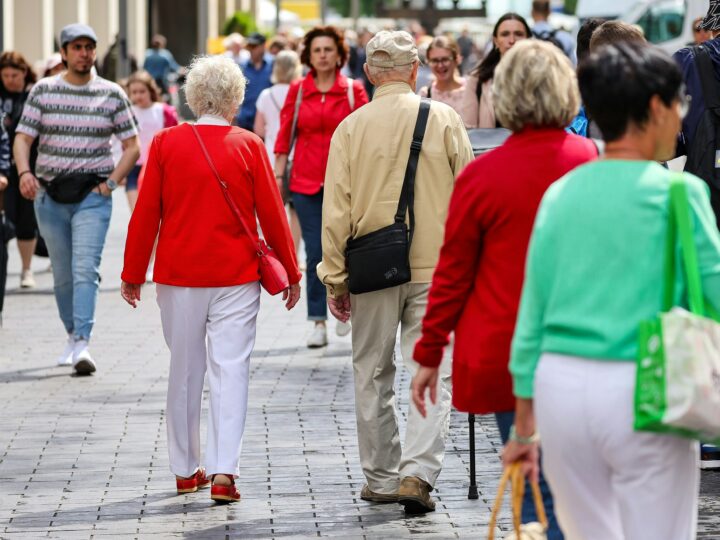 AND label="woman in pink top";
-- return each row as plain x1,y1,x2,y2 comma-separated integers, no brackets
418,36,465,115
459,13,531,128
